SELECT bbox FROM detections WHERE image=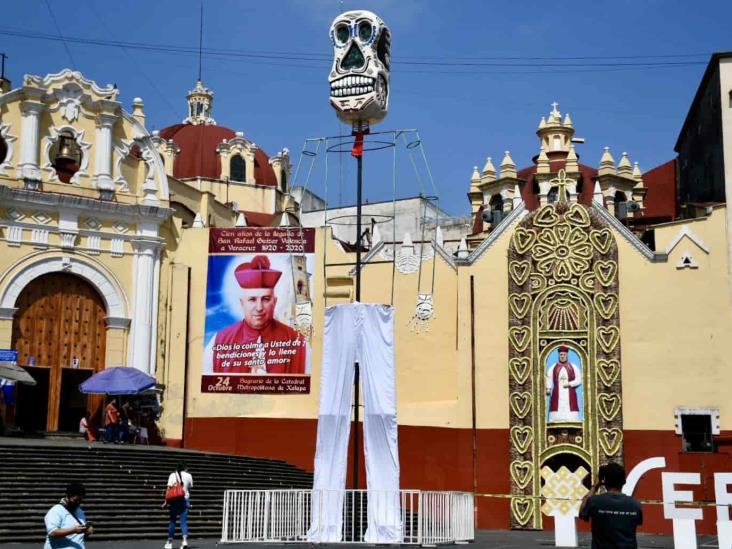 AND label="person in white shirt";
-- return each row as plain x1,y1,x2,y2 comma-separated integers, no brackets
45,482,93,549
164,463,193,549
